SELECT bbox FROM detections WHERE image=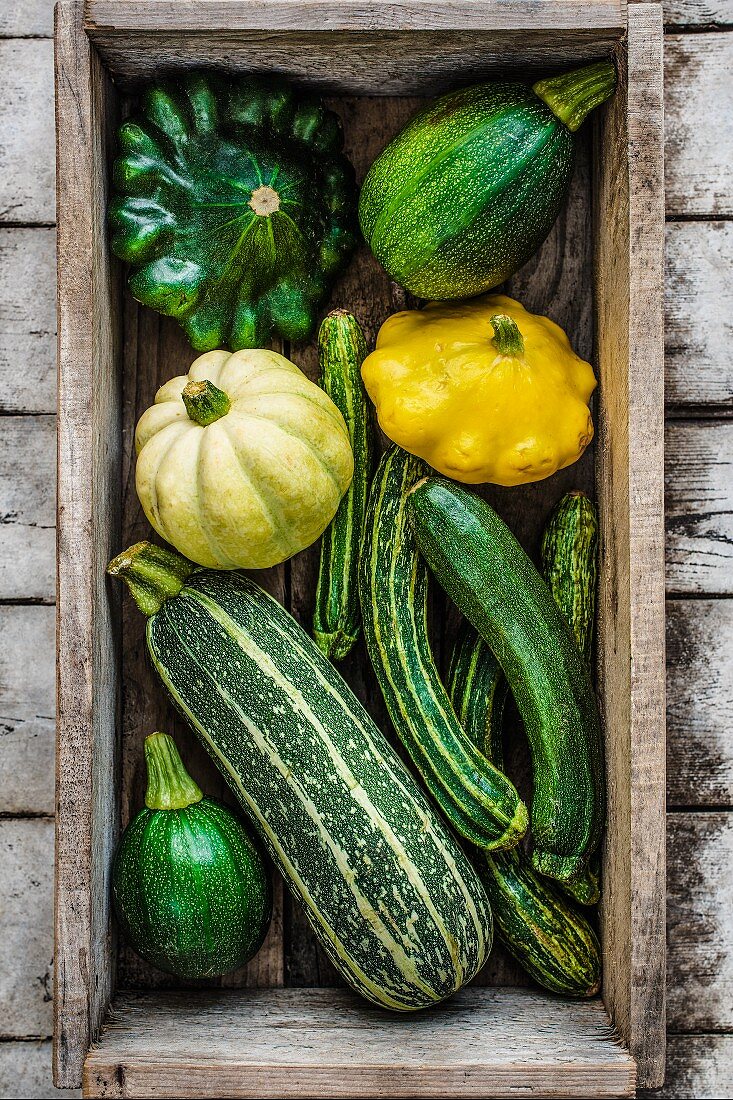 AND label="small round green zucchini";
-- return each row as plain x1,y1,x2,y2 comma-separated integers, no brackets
313,310,374,661
359,445,528,851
